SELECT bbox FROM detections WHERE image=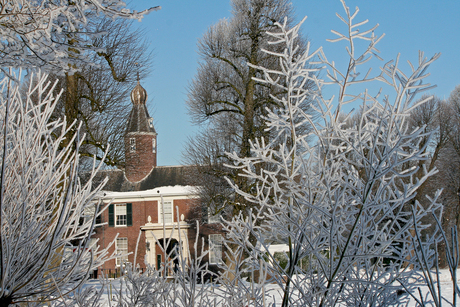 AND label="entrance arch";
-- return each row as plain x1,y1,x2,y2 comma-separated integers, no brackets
141,221,190,275
156,238,180,275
